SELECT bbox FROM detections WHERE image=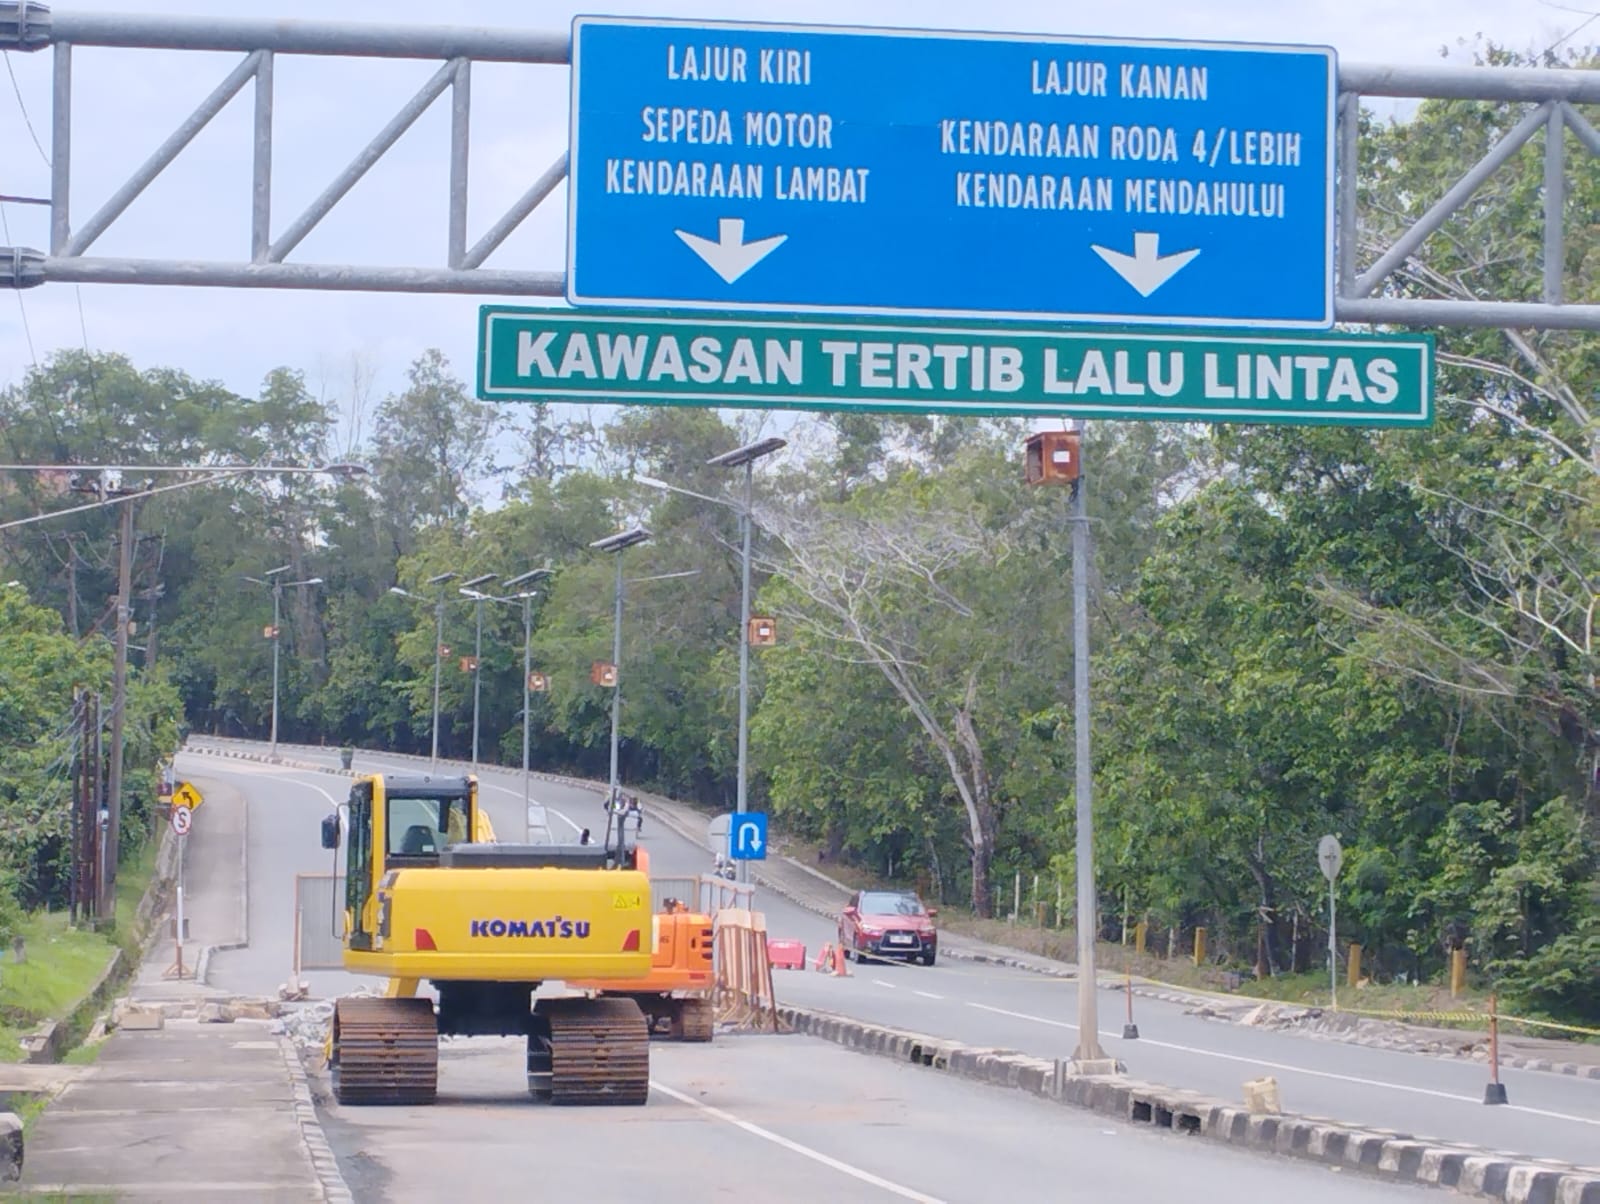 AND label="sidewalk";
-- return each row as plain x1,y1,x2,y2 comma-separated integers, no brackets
14,772,347,1201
